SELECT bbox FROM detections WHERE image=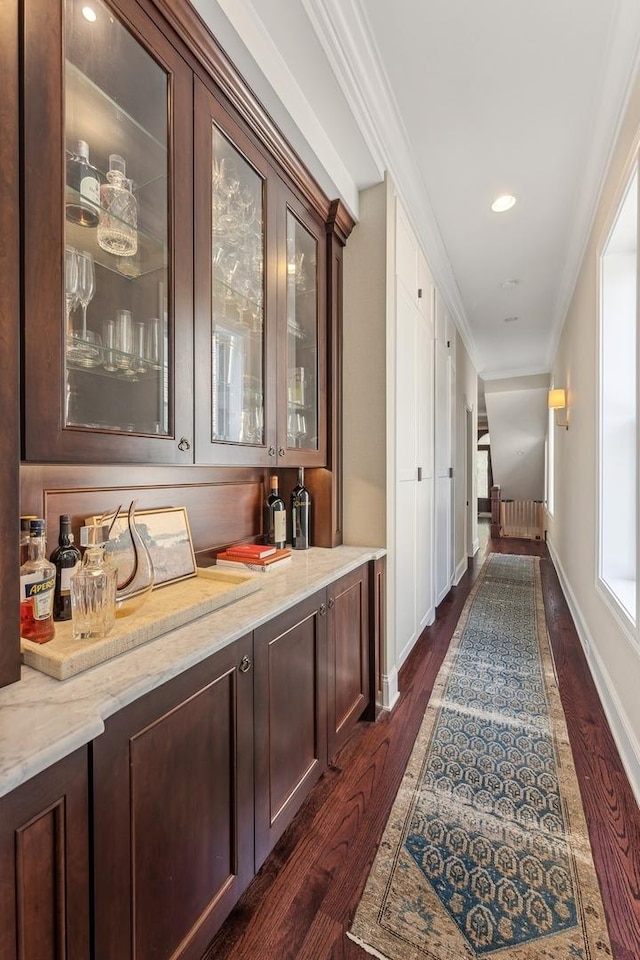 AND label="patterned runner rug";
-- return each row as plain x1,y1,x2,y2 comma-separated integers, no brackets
348,554,612,960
